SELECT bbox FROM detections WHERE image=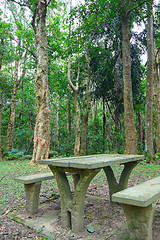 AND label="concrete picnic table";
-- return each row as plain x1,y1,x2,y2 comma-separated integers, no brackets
39,154,144,232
